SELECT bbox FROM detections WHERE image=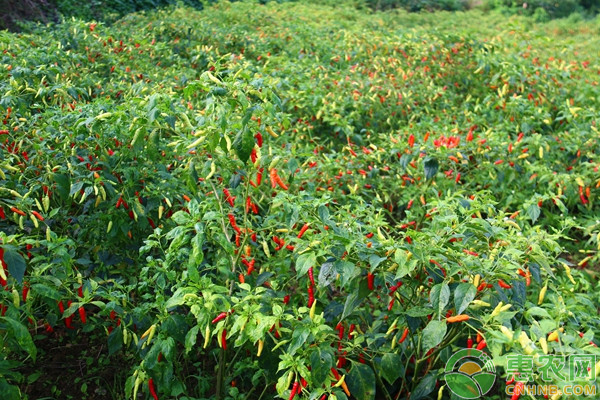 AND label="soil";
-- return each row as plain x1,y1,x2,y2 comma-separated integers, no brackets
18,323,132,400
